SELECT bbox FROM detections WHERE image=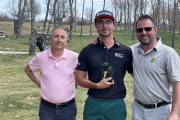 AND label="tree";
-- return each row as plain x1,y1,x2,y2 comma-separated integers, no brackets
124,0,127,30
74,0,77,31
53,0,58,28
69,0,74,42
119,0,123,30
57,0,70,27
157,0,161,32
29,0,36,55
103,0,105,10
15,0,28,39
7,0,41,39
167,0,173,33
132,0,138,40
43,0,51,33
172,0,177,48
114,0,117,30
140,0,143,15
80,0,85,36
90,0,93,35
127,0,130,33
